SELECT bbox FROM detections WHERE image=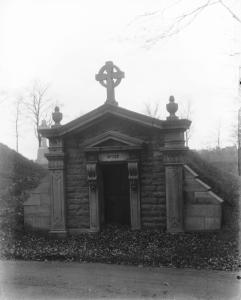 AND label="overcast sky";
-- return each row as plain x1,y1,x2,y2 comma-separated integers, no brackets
0,0,241,159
